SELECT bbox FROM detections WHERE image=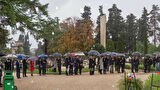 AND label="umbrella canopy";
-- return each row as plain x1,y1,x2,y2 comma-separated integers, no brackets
0,53,6,57
110,52,118,56
132,52,141,56
64,53,72,56
145,54,153,57
5,54,17,58
16,54,26,60
88,50,100,56
38,54,48,59
75,51,85,56
104,52,111,56
153,51,160,56
117,53,125,57
53,53,62,57
28,57,38,61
